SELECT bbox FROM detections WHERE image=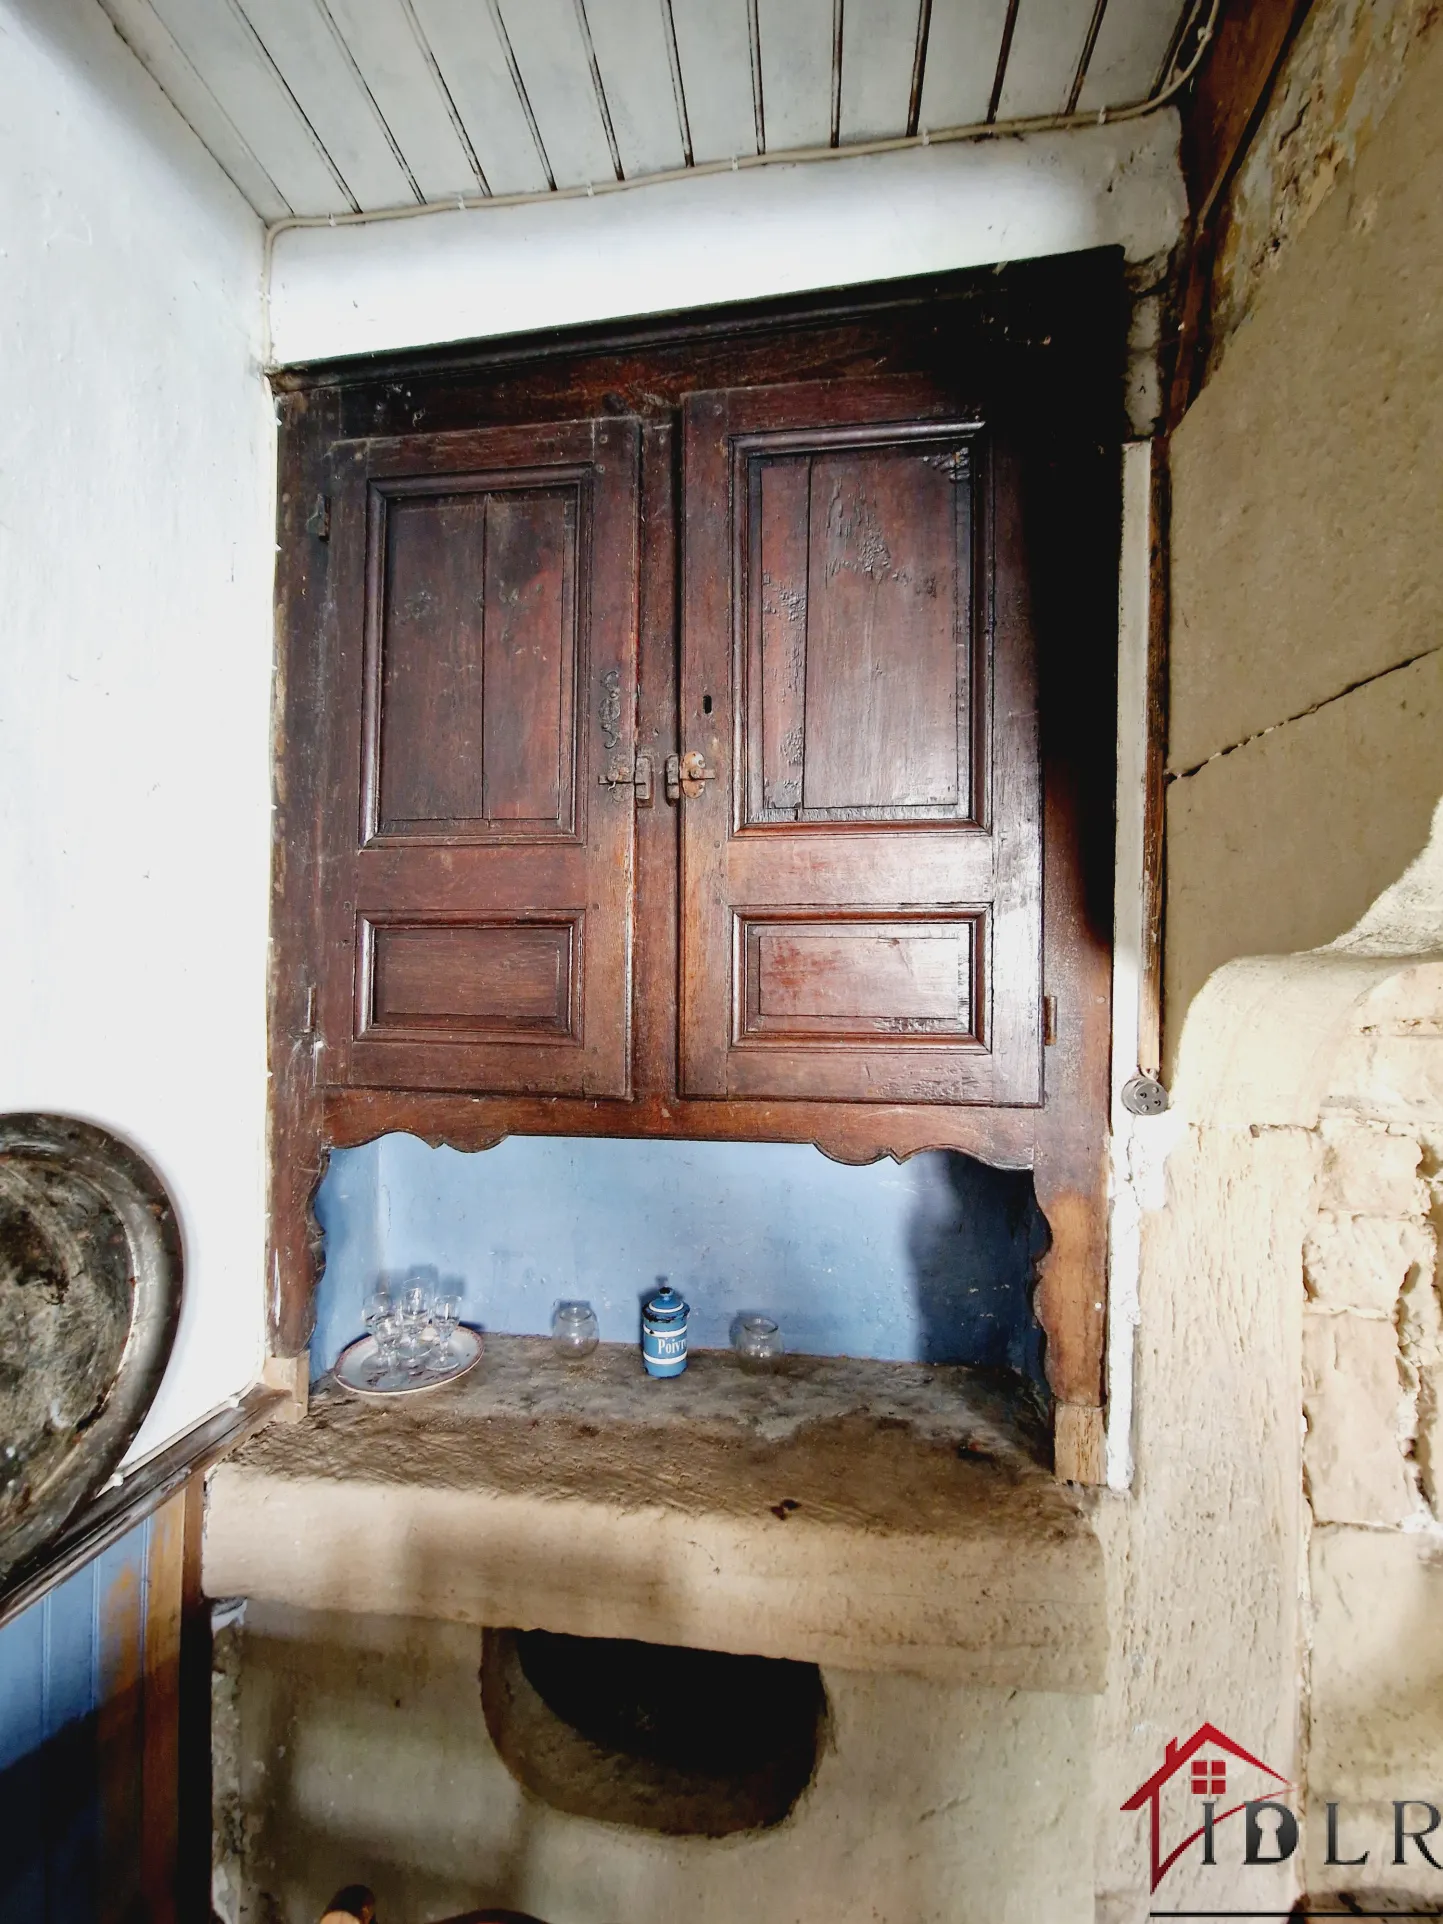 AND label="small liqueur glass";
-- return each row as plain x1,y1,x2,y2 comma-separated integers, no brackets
370,1309,404,1387
362,1285,392,1340
398,1283,433,1379
552,1300,599,1362
432,1292,461,1362
397,1321,431,1379
732,1314,783,1371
